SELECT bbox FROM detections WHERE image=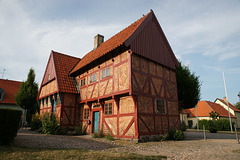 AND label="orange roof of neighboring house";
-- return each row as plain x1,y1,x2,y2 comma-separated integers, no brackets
70,12,150,75
186,101,235,118
52,51,80,93
181,109,189,114
216,98,240,112
0,79,21,104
